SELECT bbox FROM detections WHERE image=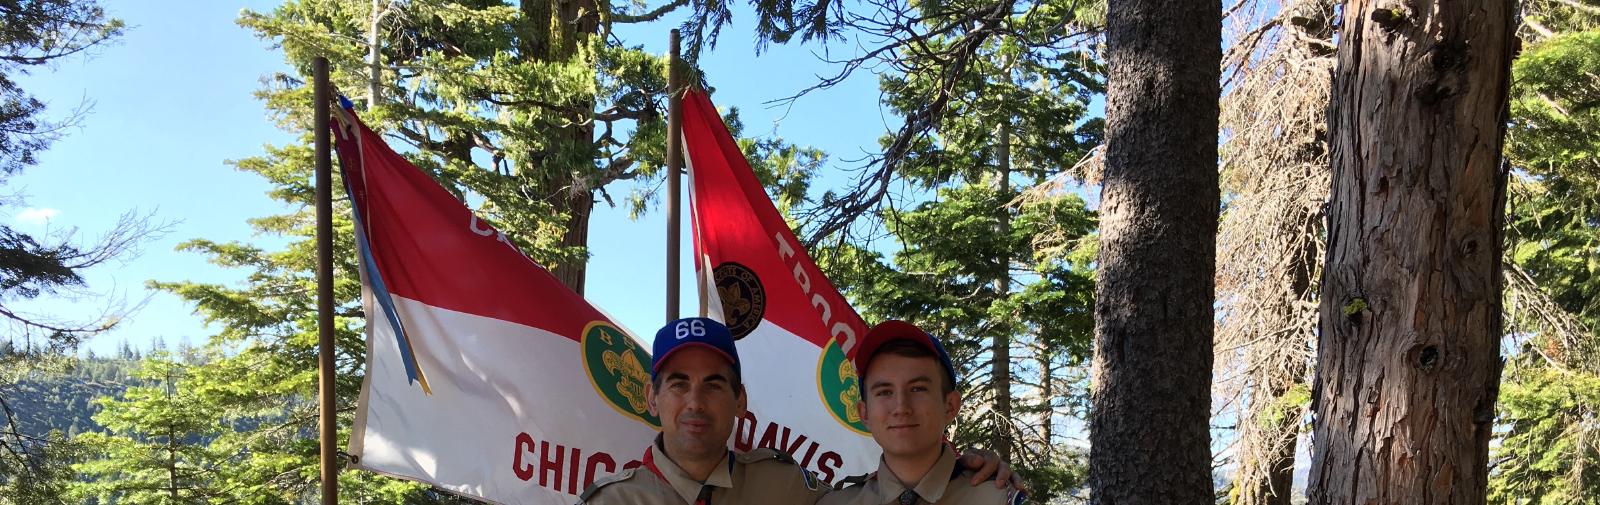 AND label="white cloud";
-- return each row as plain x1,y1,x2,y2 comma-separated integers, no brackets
15,207,59,225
